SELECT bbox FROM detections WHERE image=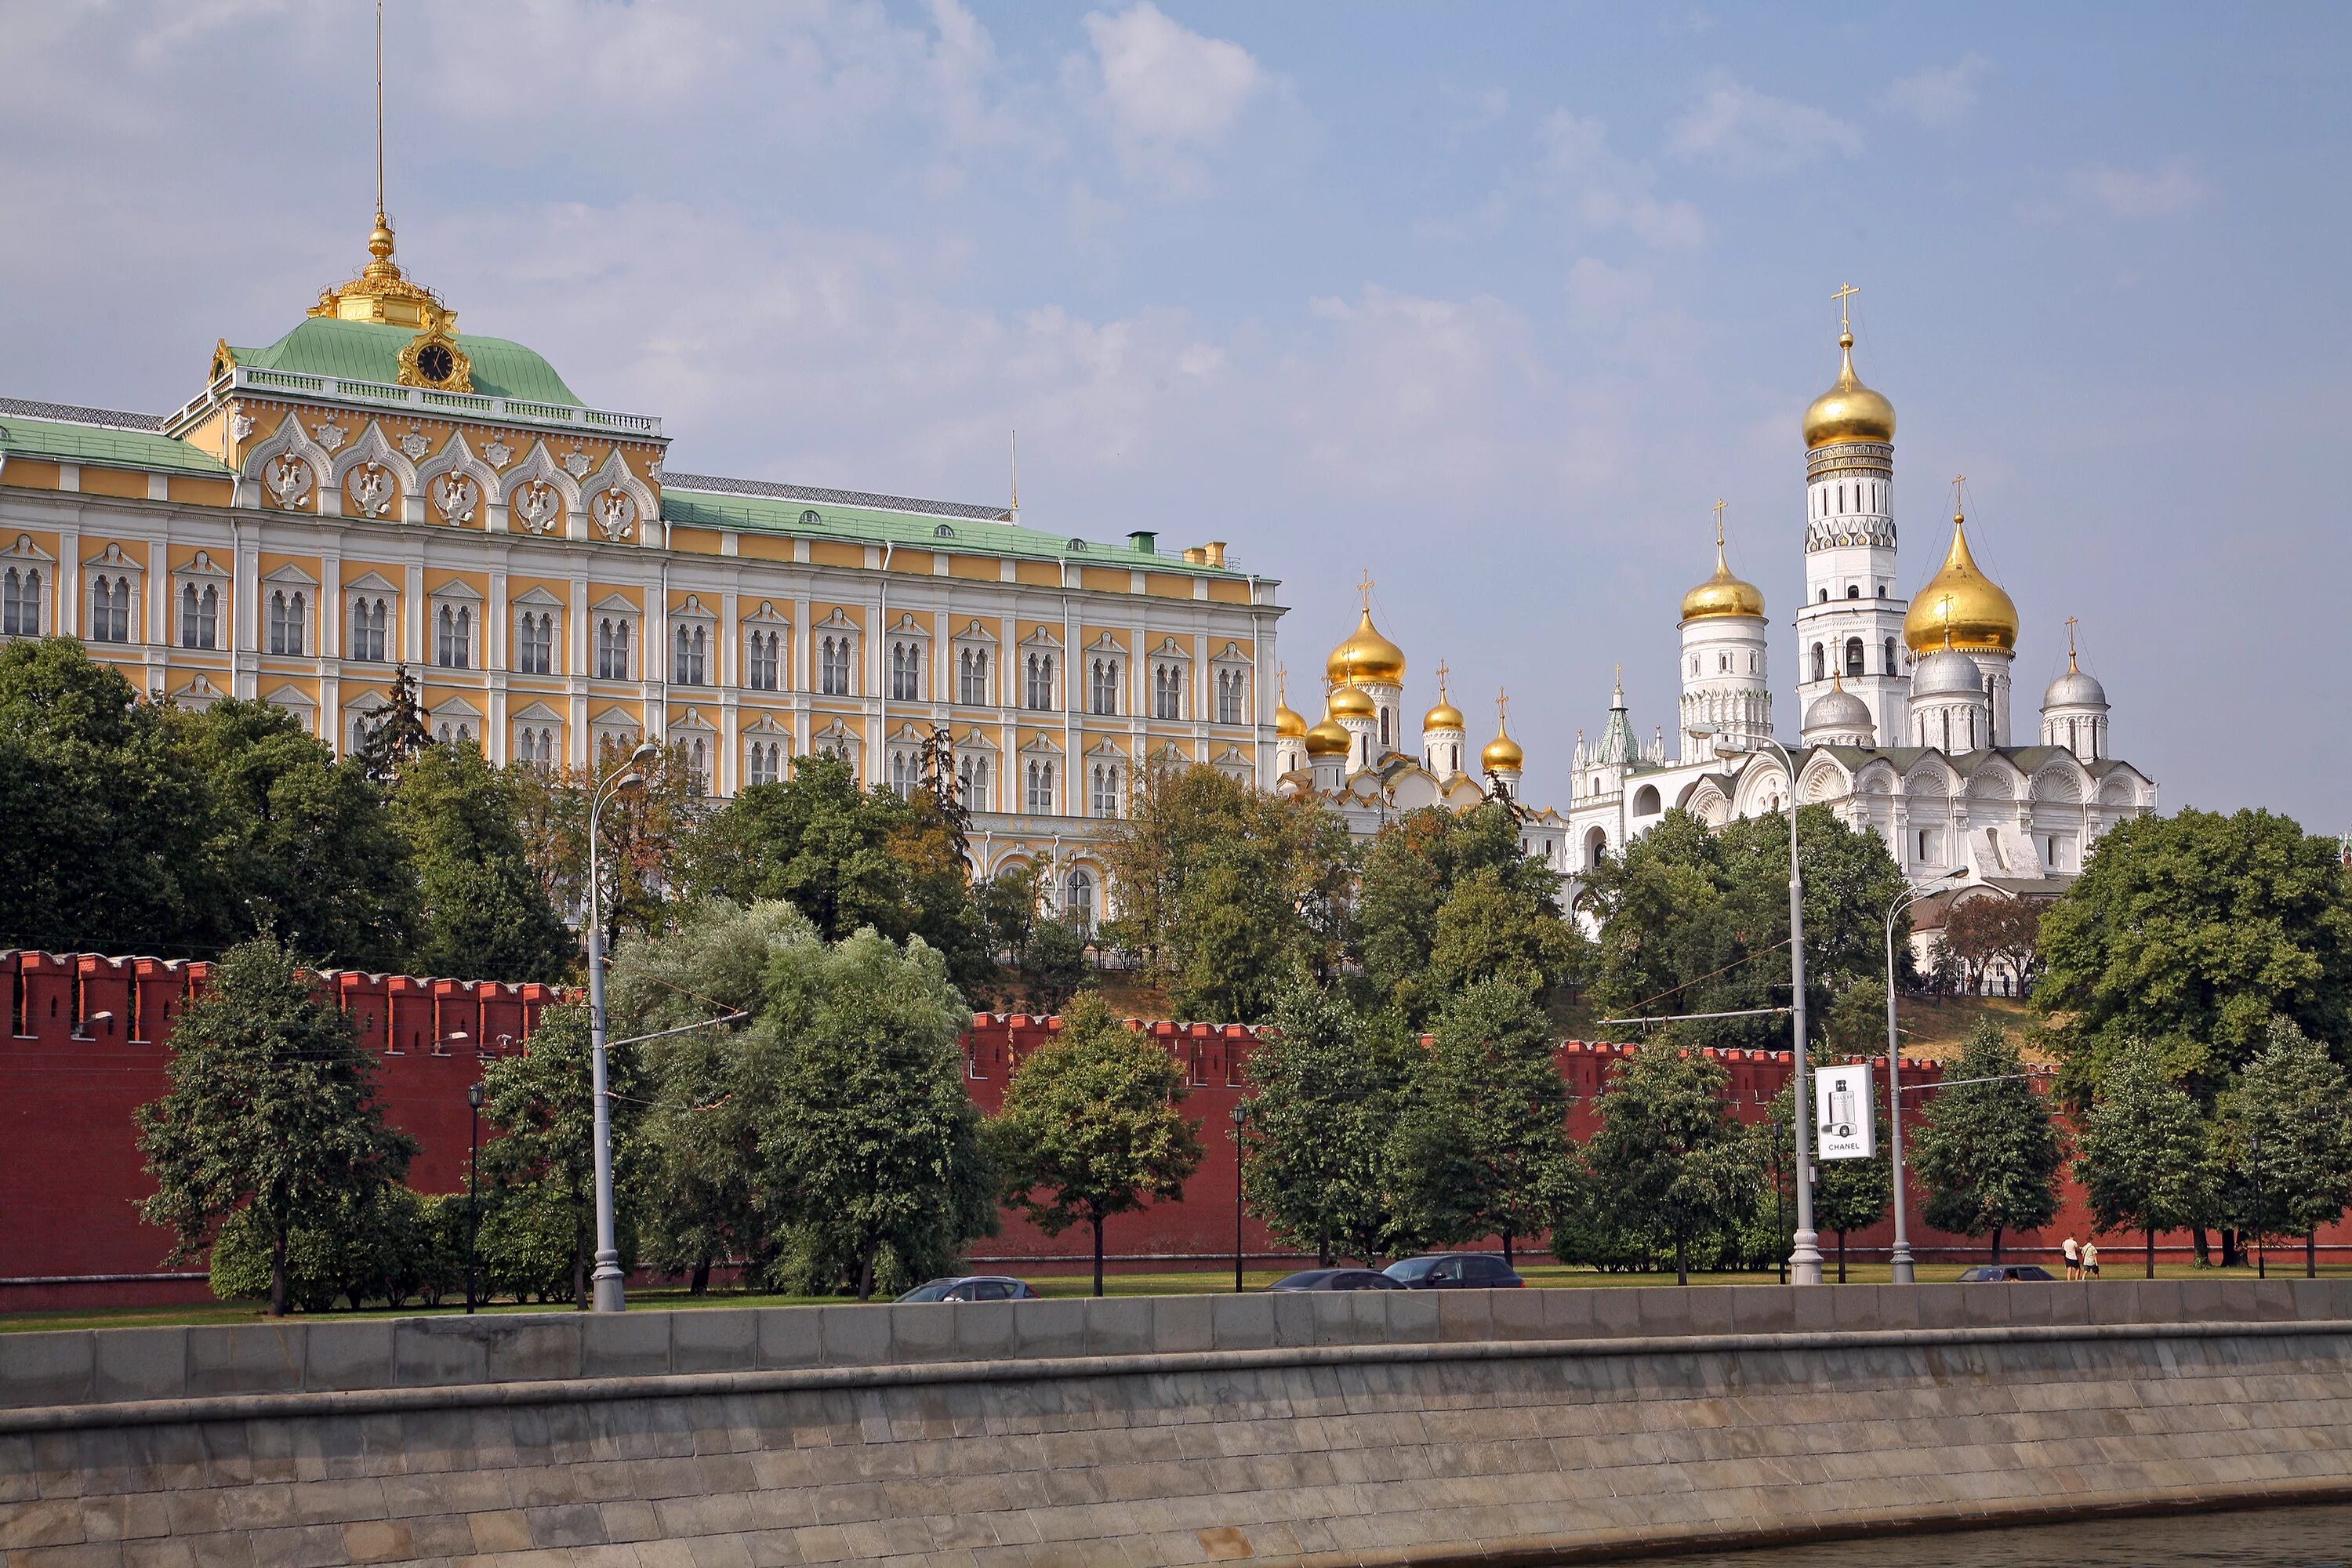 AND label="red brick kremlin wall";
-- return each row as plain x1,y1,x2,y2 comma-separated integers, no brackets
6,950,2344,1310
